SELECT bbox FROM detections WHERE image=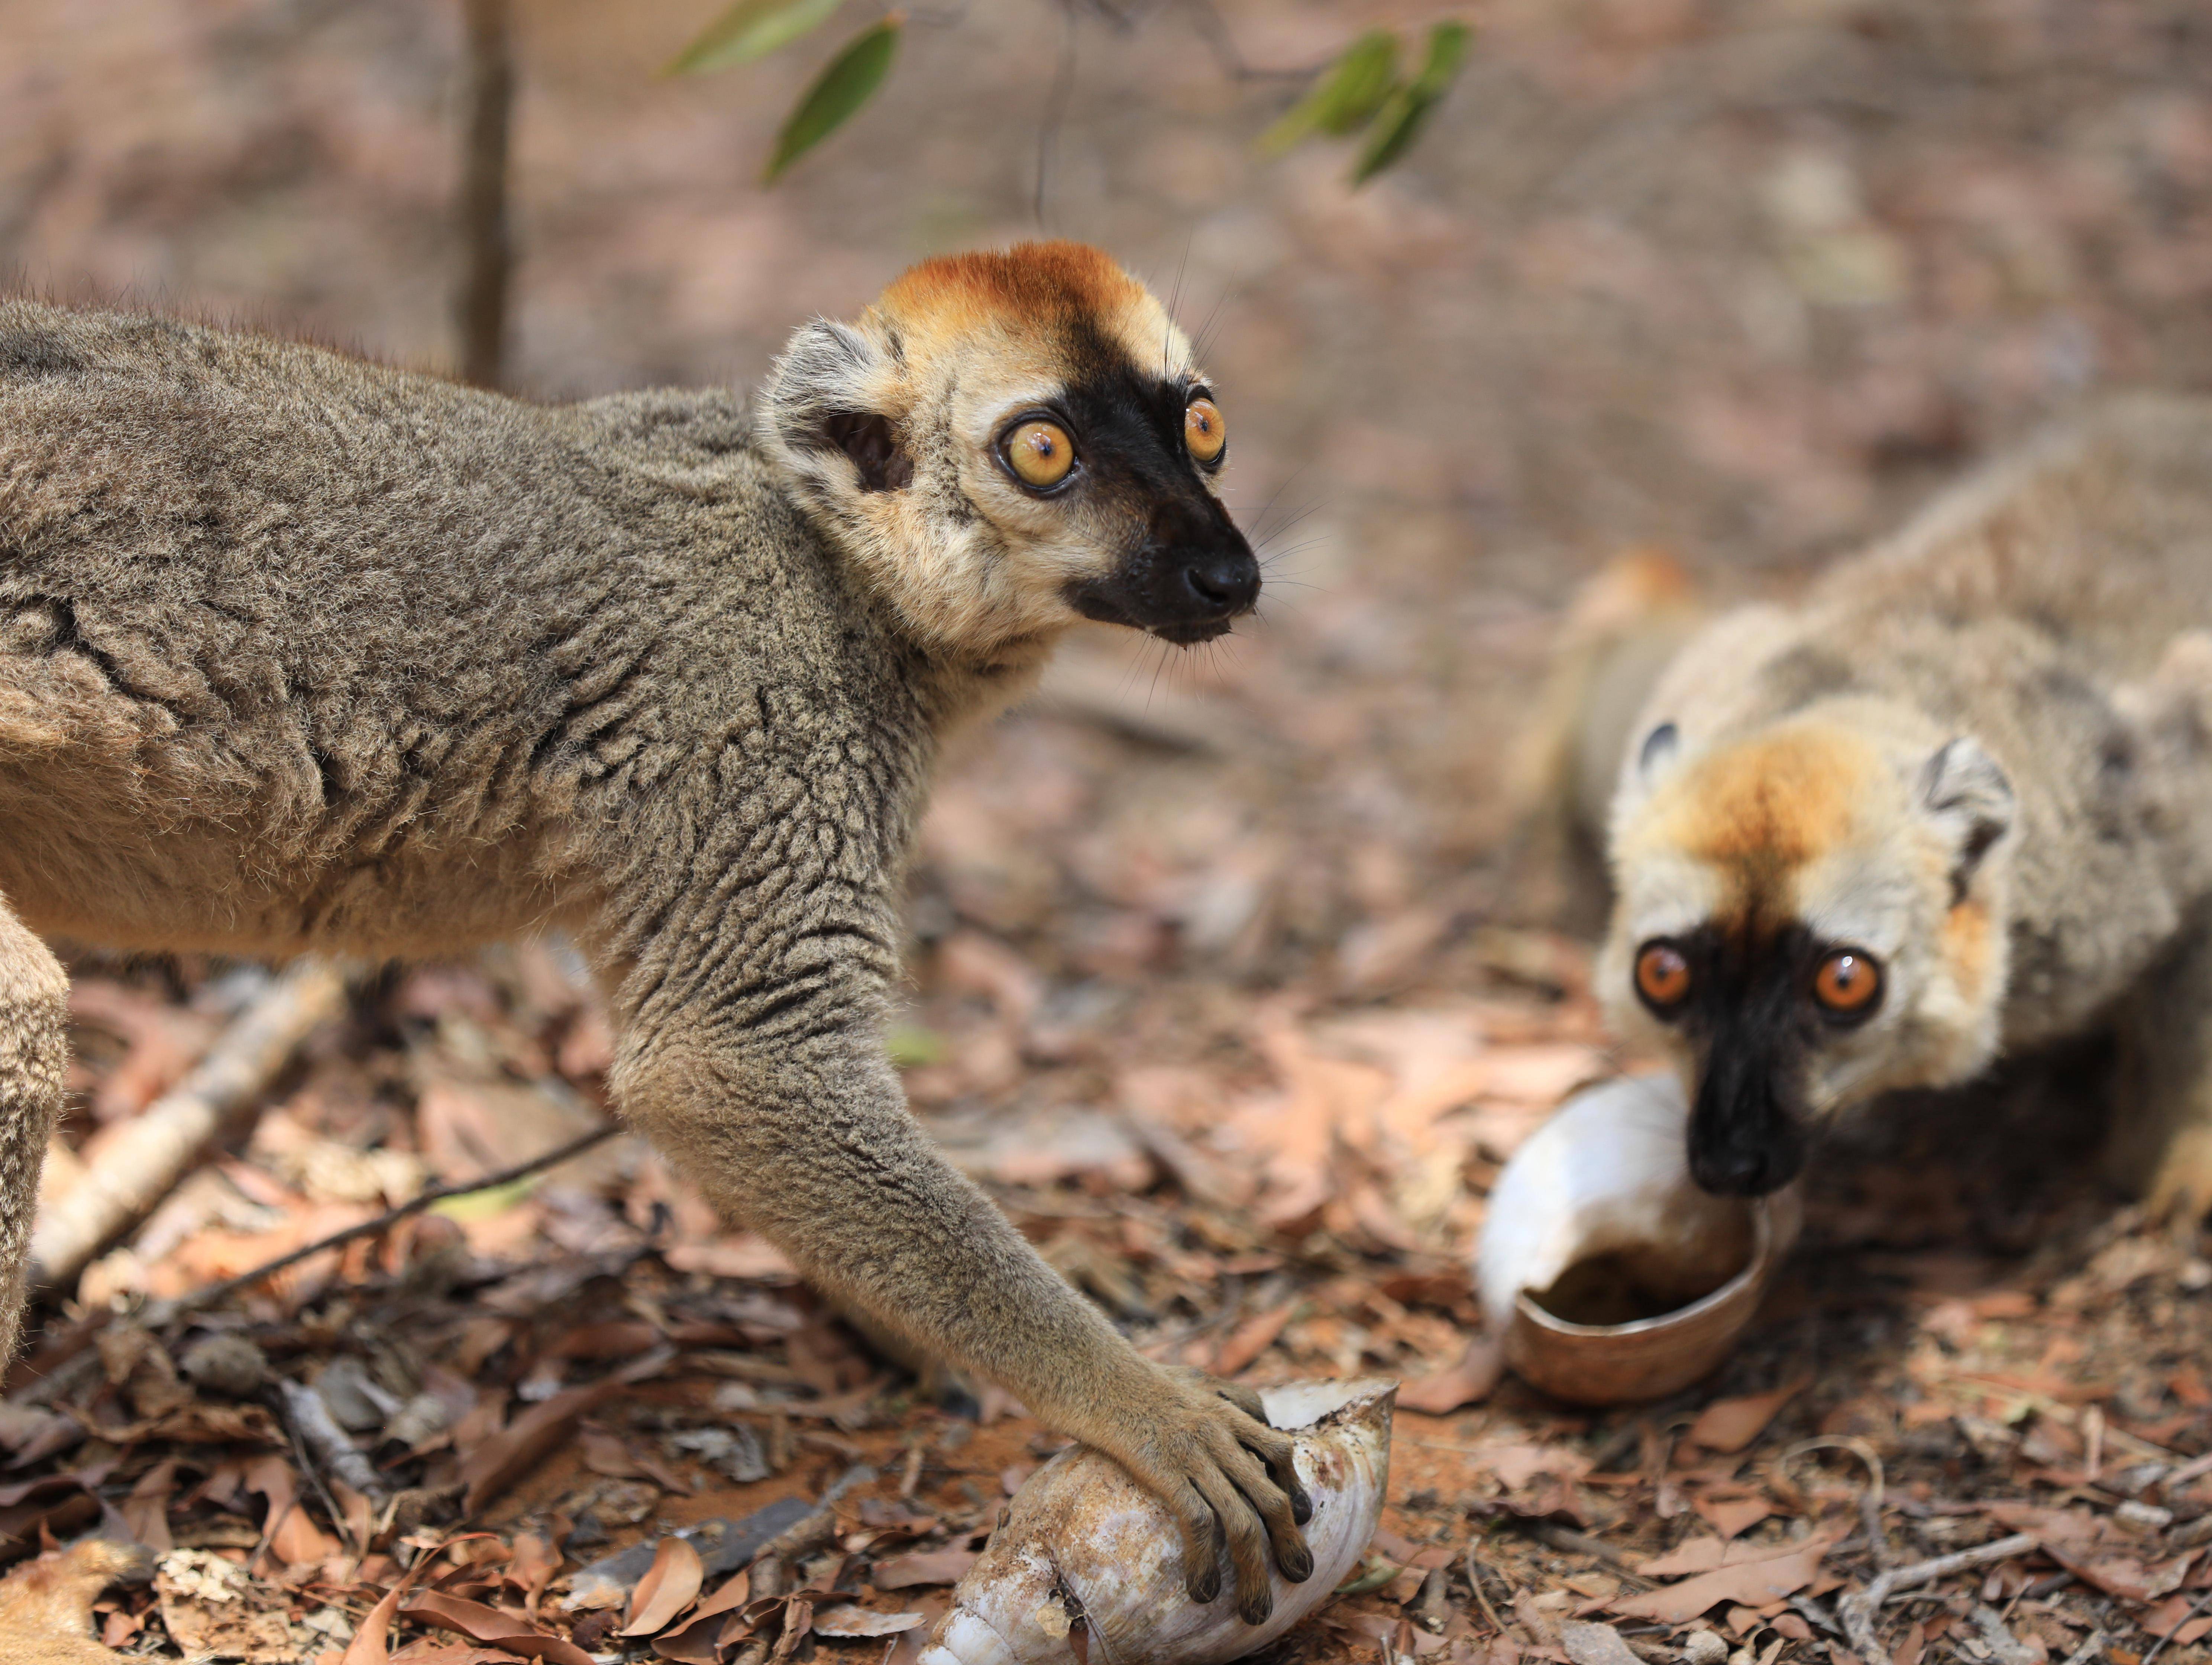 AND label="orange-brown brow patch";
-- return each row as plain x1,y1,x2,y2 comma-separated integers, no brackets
1649,723,1879,931
877,241,1149,341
